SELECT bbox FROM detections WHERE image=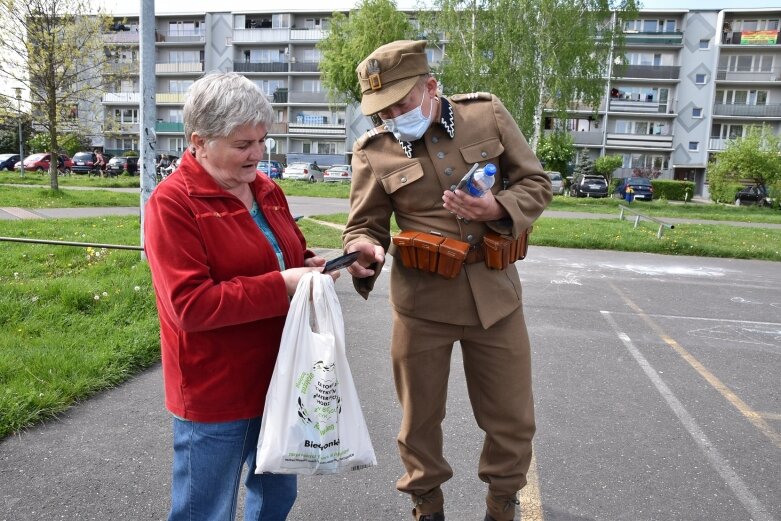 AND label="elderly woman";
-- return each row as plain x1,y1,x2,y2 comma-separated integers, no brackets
144,72,331,521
